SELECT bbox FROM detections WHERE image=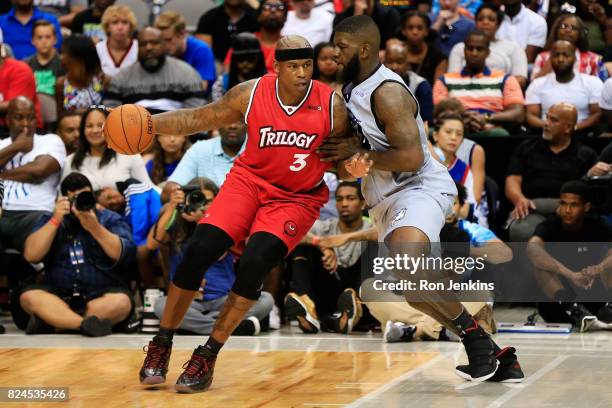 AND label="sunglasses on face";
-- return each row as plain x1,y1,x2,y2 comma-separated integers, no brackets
262,3,286,11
